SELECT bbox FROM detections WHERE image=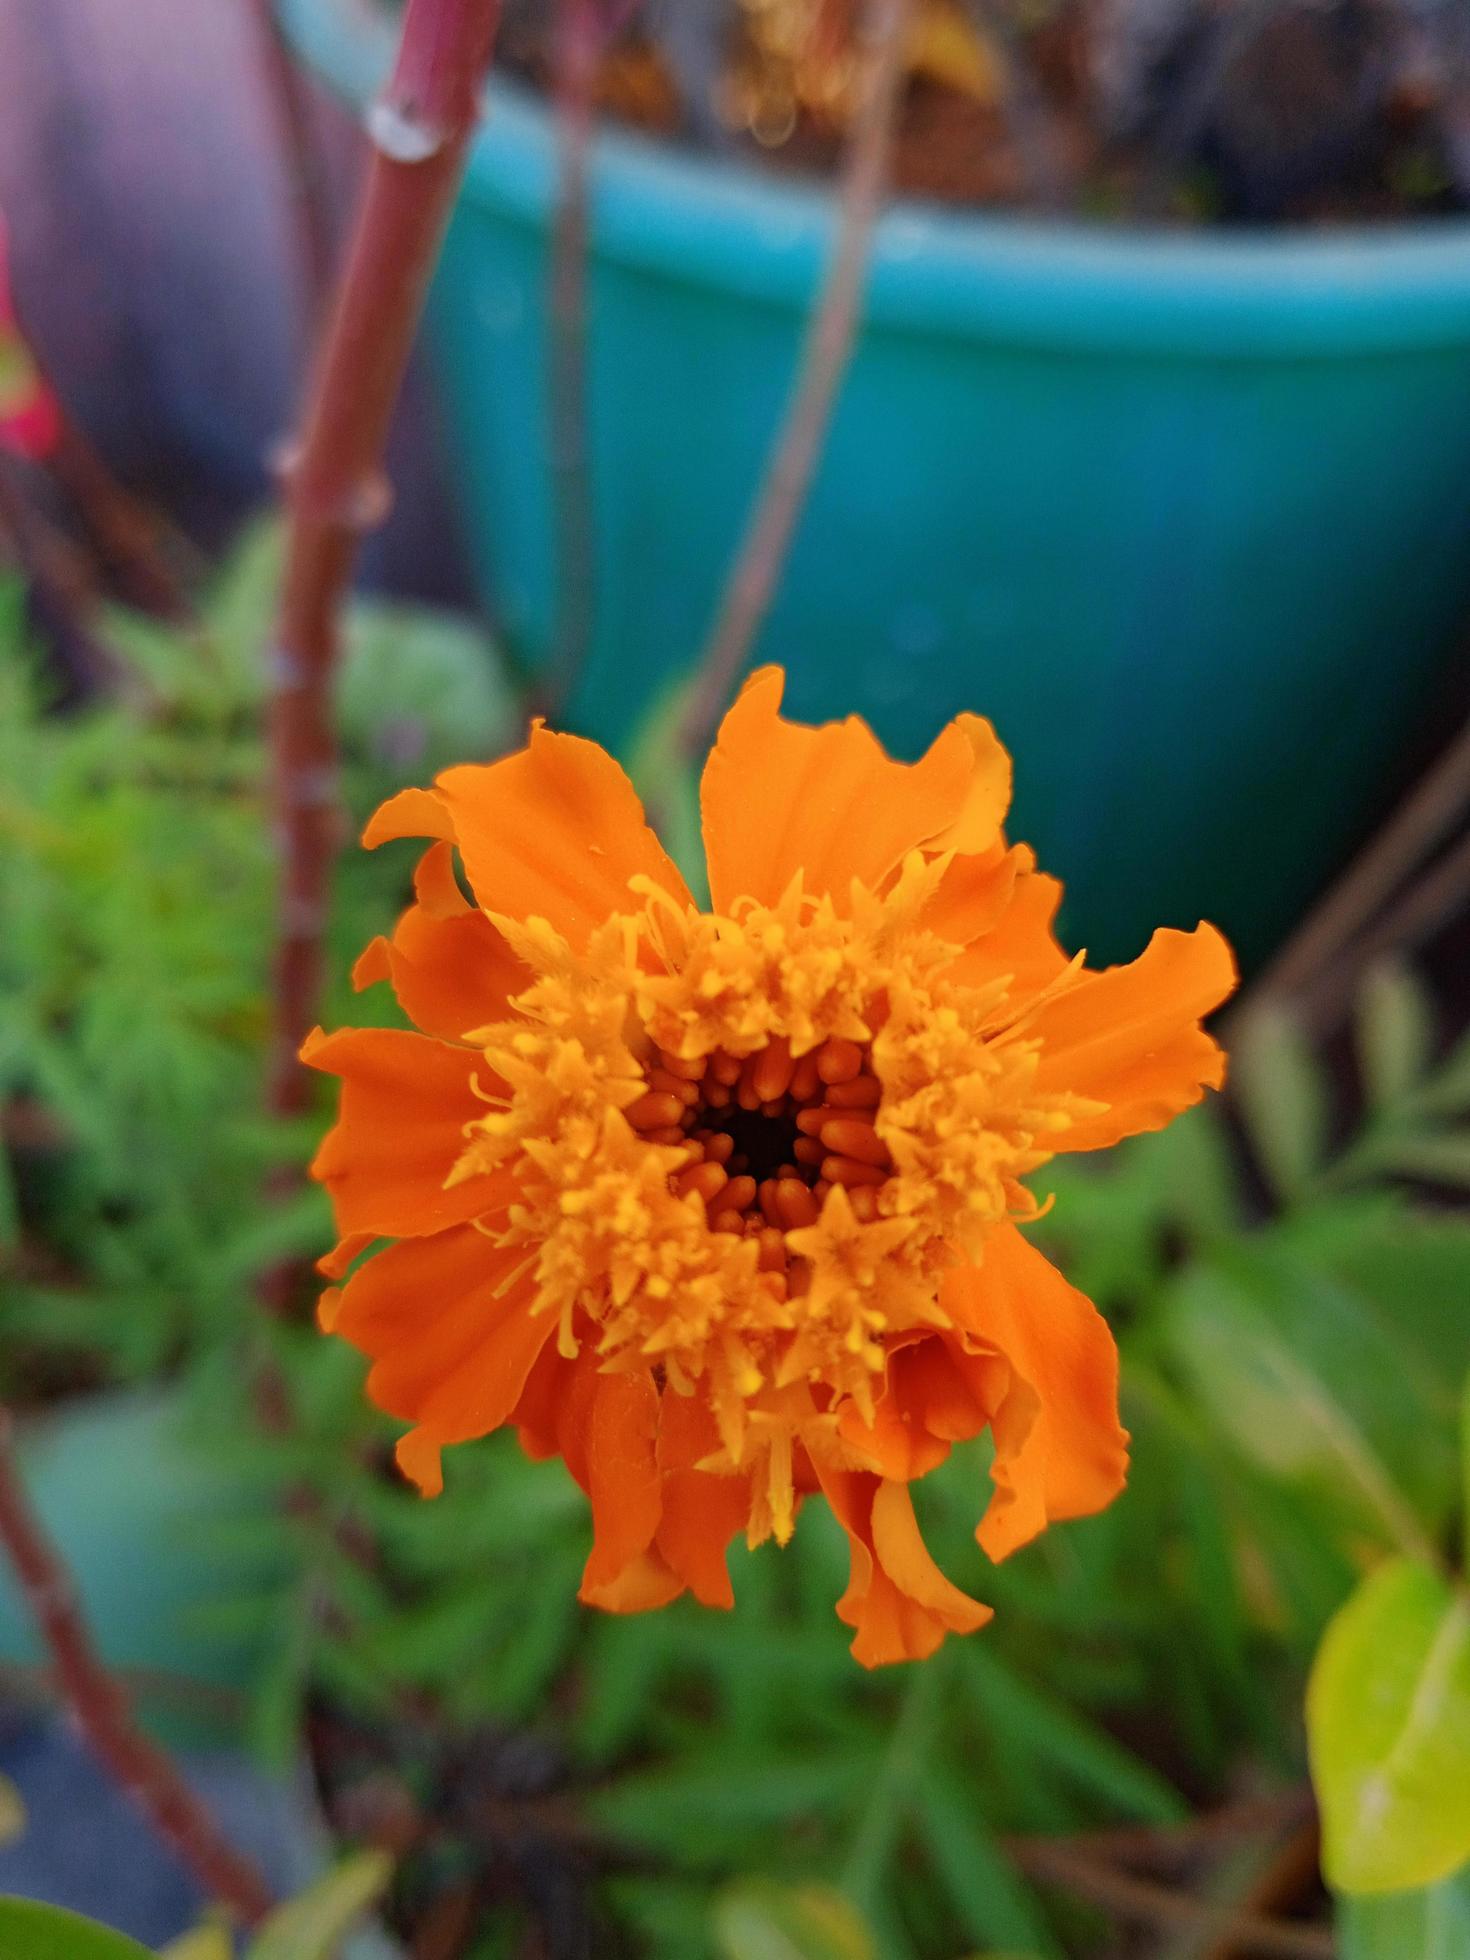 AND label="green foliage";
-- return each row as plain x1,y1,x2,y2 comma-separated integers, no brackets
1336,1861,1470,1958
1308,1557,1470,1893
3,541,1469,1956
247,1851,393,1960
0,1897,153,1959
